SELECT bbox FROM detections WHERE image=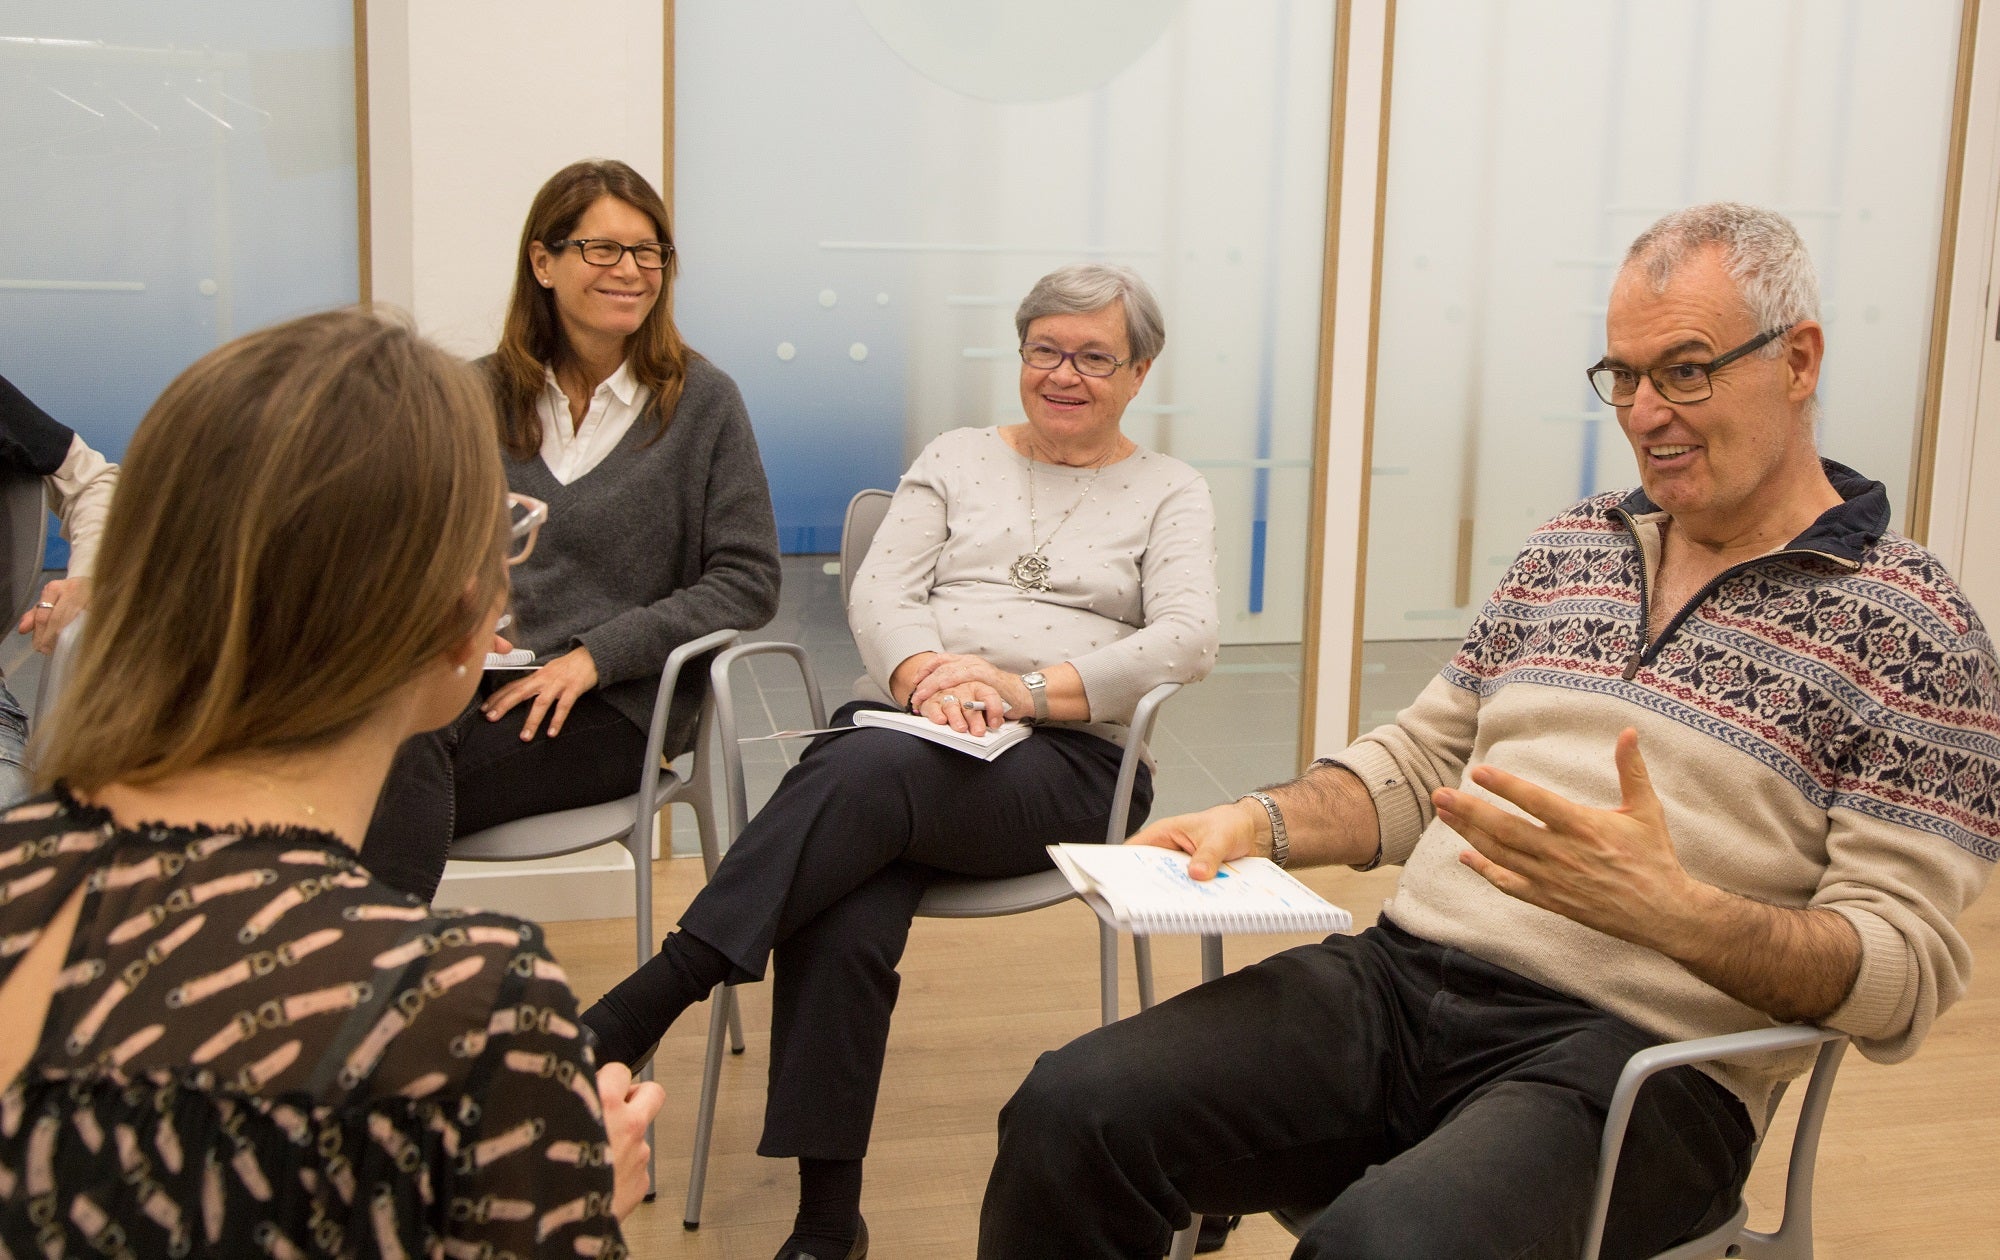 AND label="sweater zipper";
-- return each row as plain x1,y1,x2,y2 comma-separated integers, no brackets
1611,508,1858,682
